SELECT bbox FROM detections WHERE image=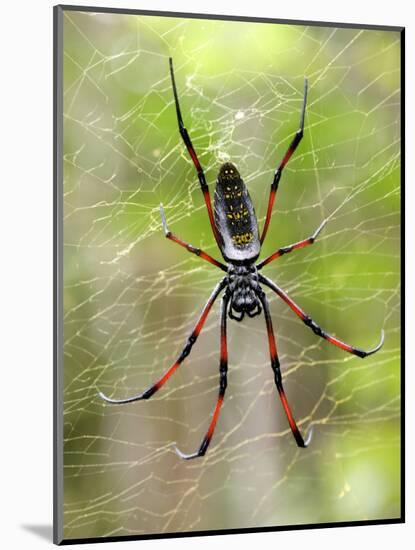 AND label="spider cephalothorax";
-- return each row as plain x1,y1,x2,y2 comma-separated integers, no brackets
99,57,385,460
227,264,262,321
